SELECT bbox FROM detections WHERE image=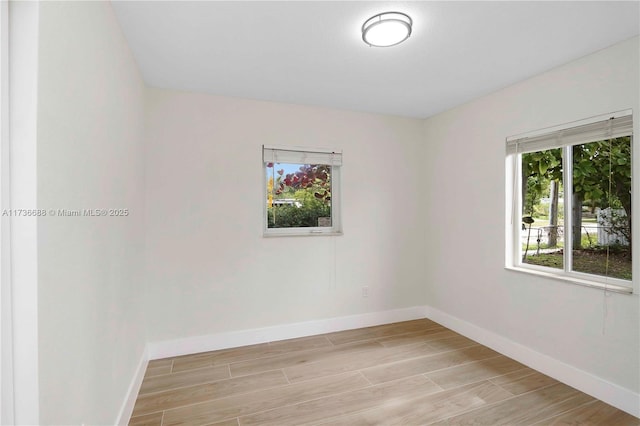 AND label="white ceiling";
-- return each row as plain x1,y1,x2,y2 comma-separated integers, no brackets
112,1,640,119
